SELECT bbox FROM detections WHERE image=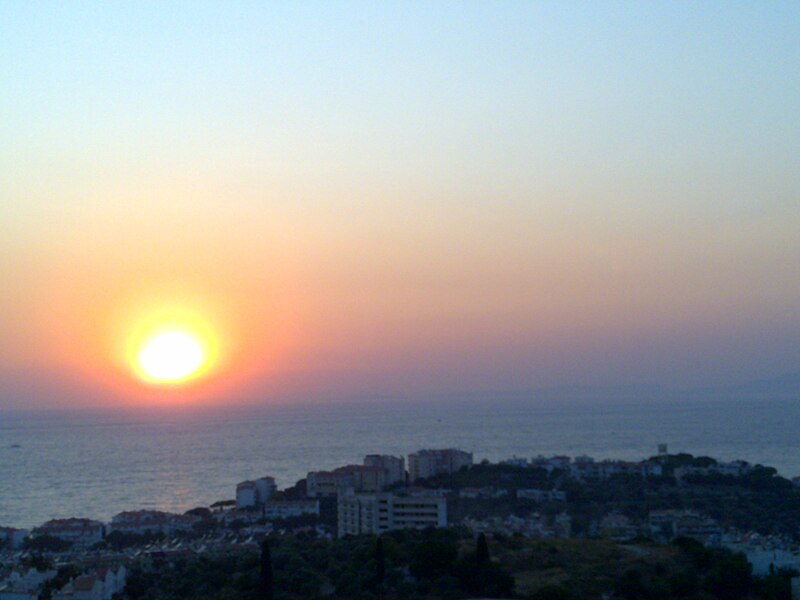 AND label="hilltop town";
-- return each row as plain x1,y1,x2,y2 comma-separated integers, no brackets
3,447,800,599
